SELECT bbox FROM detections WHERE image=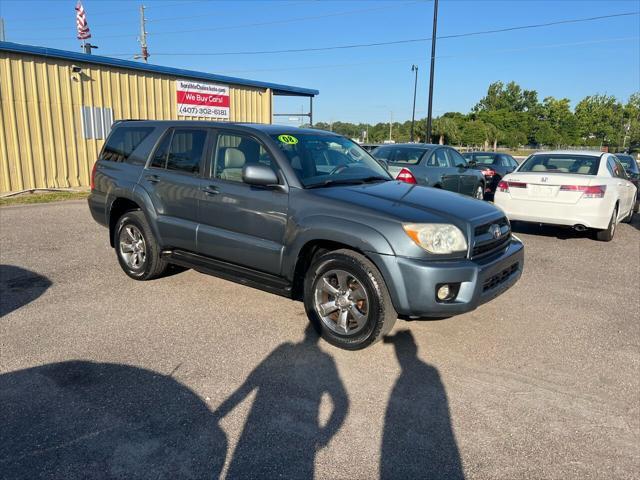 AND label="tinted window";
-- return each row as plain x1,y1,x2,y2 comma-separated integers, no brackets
389,147,424,165
427,149,450,167
165,129,207,174
473,154,498,165
150,131,172,169
519,154,600,175
447,149,467,167
372,147,392,160
100,126,153,163
612,157,628,179
615,154,639,173
213,134,274,183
